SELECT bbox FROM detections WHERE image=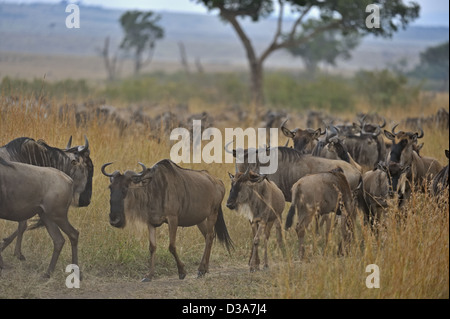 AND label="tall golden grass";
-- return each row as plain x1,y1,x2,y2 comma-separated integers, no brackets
0,93,448,299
